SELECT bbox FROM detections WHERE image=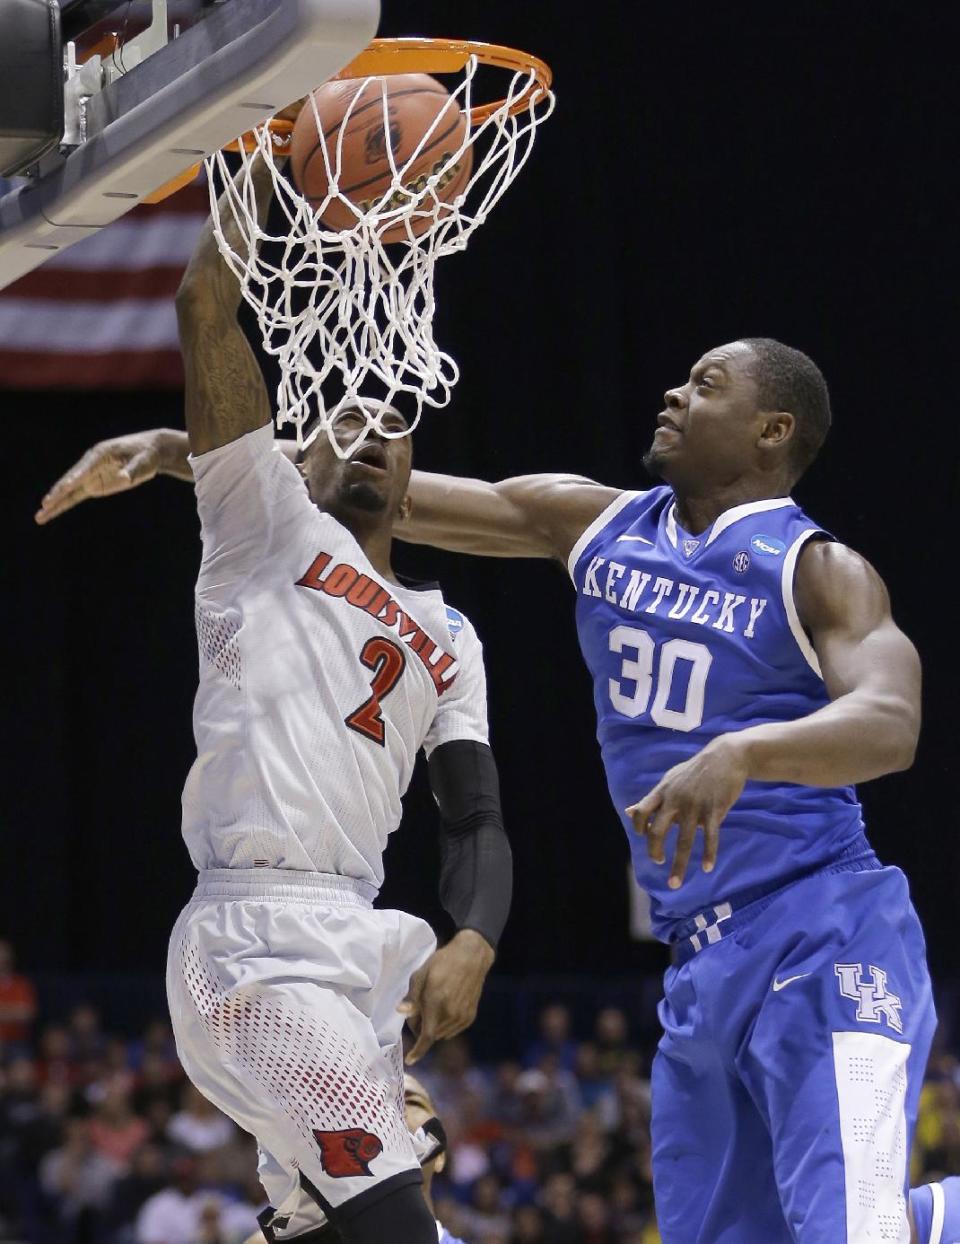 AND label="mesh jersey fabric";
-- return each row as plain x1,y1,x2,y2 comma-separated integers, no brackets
183,423,489,883
167,875,436,1229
